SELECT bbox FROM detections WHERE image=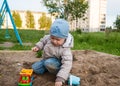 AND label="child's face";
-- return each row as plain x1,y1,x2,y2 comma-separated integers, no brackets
50,35,65,46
